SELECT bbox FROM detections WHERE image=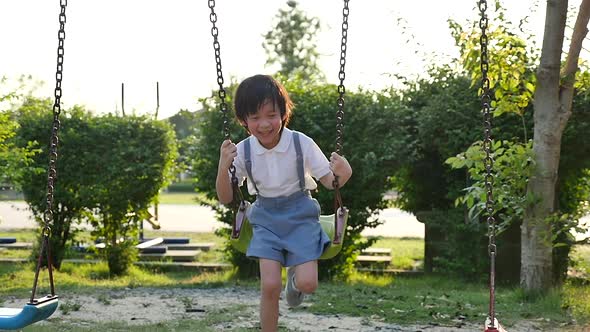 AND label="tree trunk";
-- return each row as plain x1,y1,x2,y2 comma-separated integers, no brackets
522,0,590,291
